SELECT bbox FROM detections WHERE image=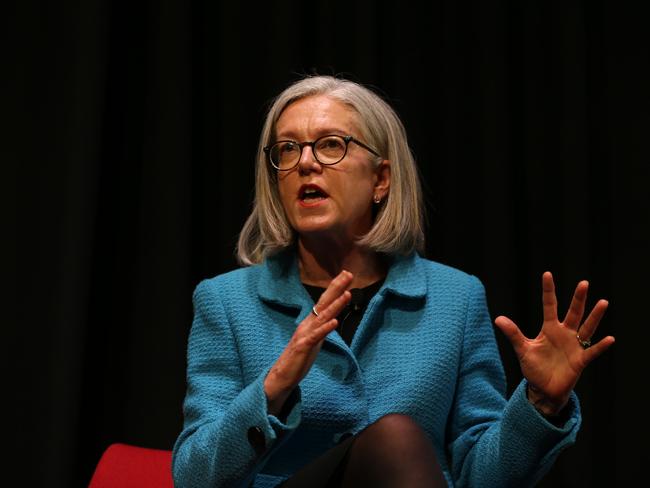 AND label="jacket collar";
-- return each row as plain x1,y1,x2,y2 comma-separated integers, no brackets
257,249,310,310
381,252,427,299
257,250,427,309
